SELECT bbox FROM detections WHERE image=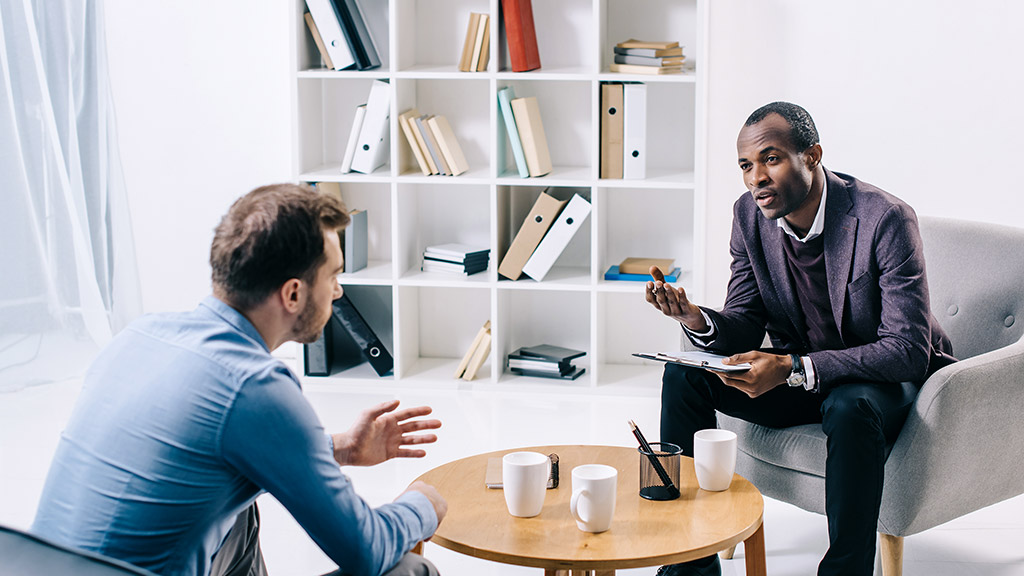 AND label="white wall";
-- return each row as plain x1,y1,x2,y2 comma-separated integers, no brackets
104,0,293,313
703,0,1024,303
